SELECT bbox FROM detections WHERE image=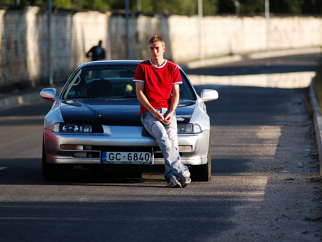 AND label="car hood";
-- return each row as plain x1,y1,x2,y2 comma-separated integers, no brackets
59,99,195,126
